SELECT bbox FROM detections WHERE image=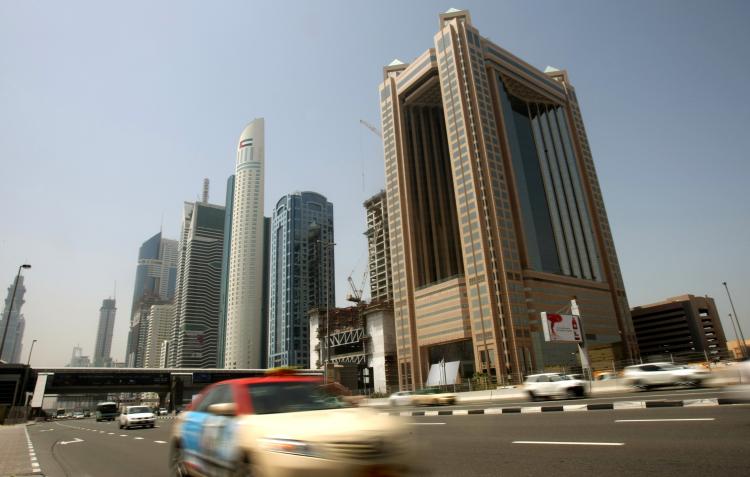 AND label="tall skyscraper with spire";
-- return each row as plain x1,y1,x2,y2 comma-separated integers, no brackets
1,274,27,363
93,298,116,367
224,118,266,369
